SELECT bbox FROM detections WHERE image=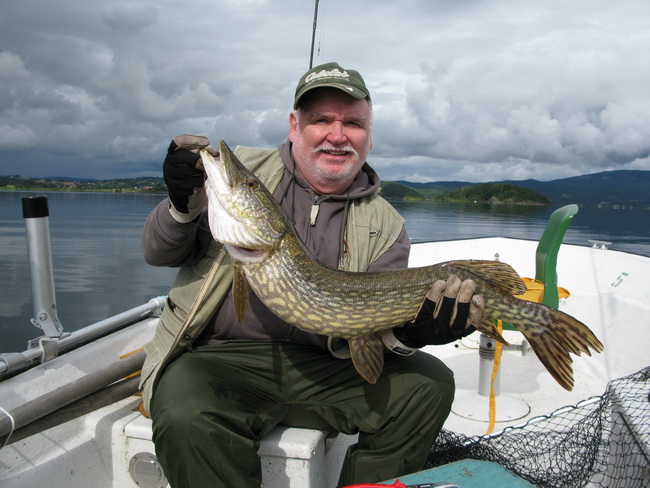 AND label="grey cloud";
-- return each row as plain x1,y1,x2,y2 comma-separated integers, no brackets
0,0,649,181
0,51,29,81
101,5,159,33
